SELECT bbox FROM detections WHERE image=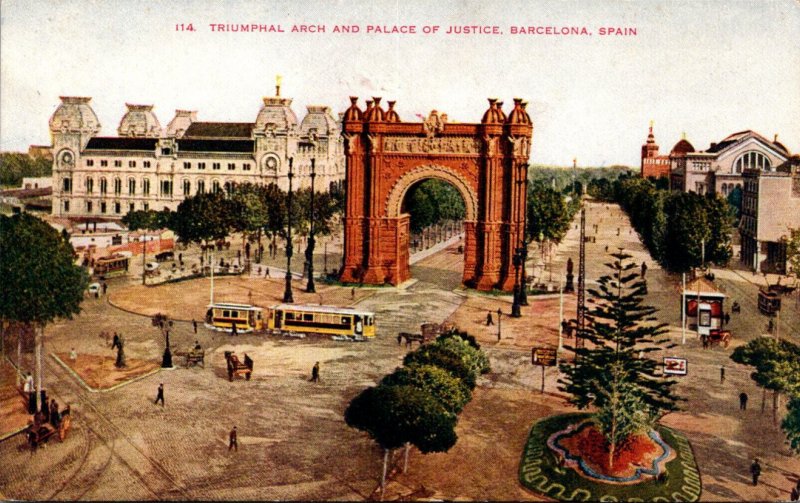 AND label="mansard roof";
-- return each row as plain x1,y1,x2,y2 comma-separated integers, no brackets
85,137,158,151
183,122,253,138
177,139,254,153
